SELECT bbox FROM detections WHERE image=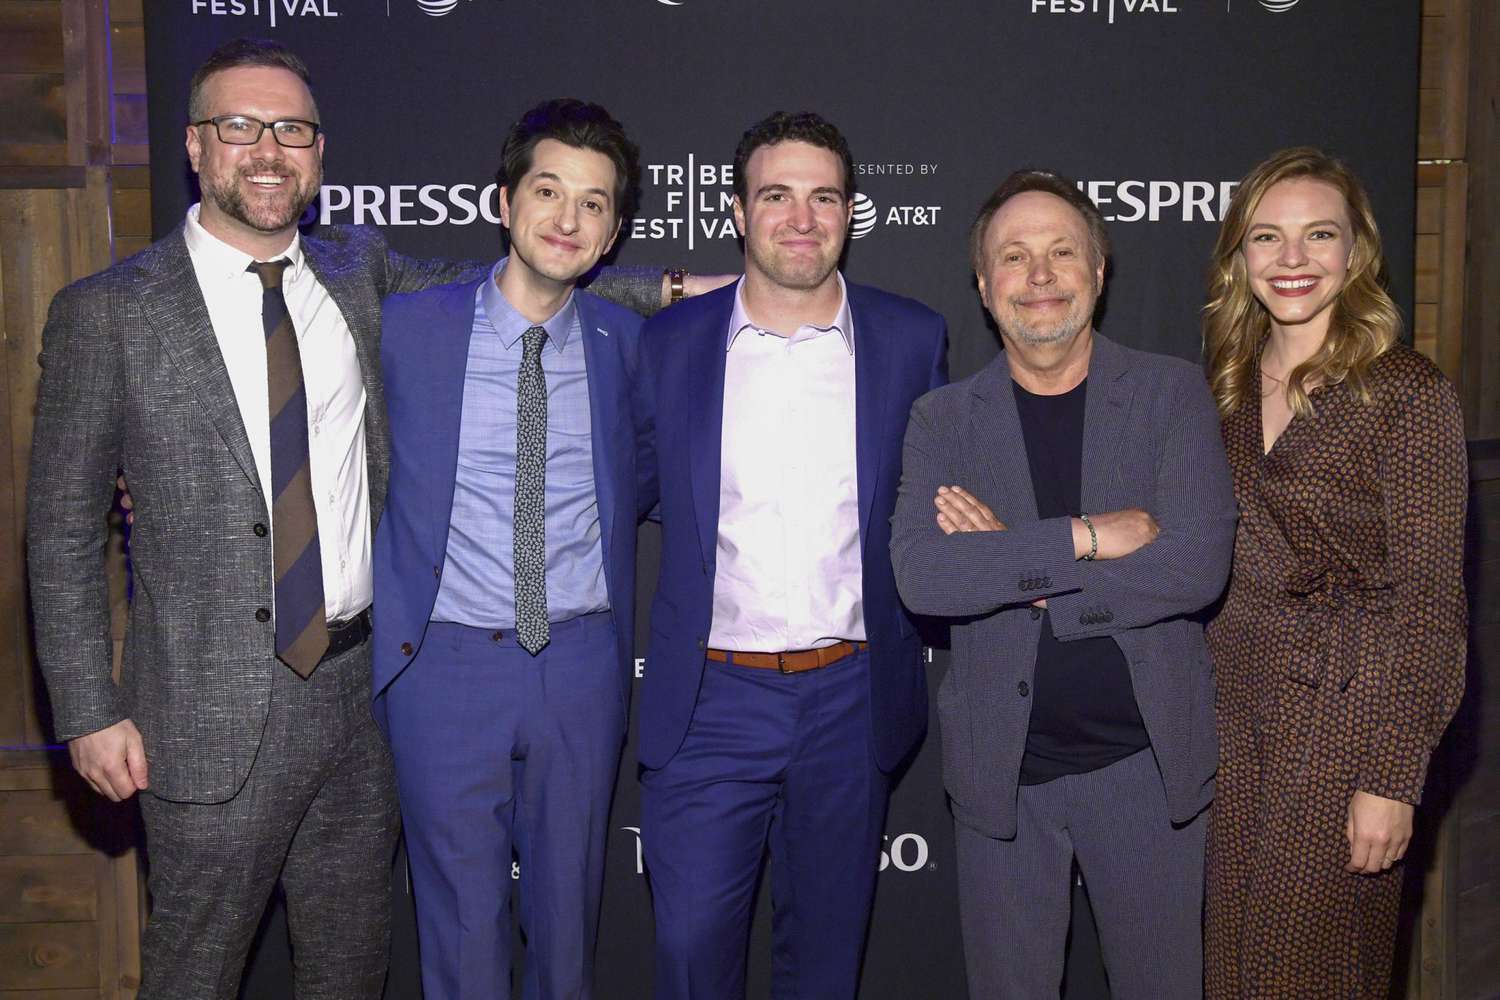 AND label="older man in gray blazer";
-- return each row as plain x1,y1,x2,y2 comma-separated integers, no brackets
890,170,1236,999
25,37,664,1000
